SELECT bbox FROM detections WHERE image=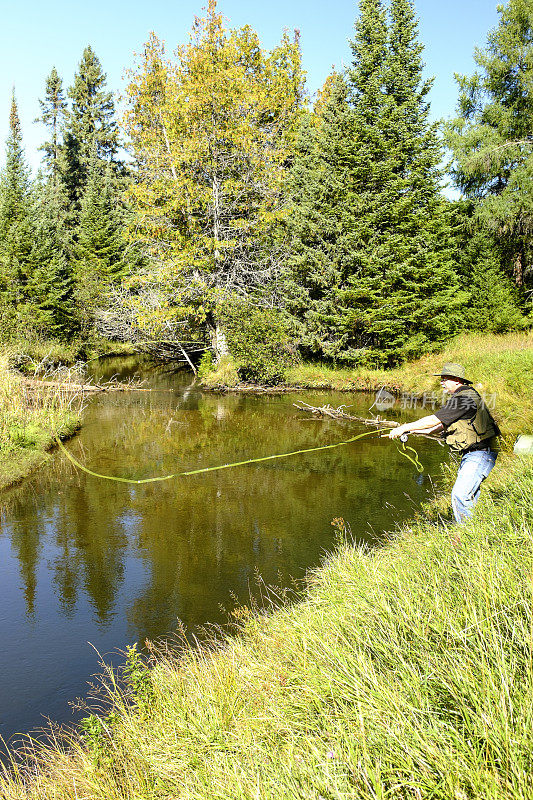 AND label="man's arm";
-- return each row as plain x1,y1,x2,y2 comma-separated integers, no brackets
388,415,444,439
